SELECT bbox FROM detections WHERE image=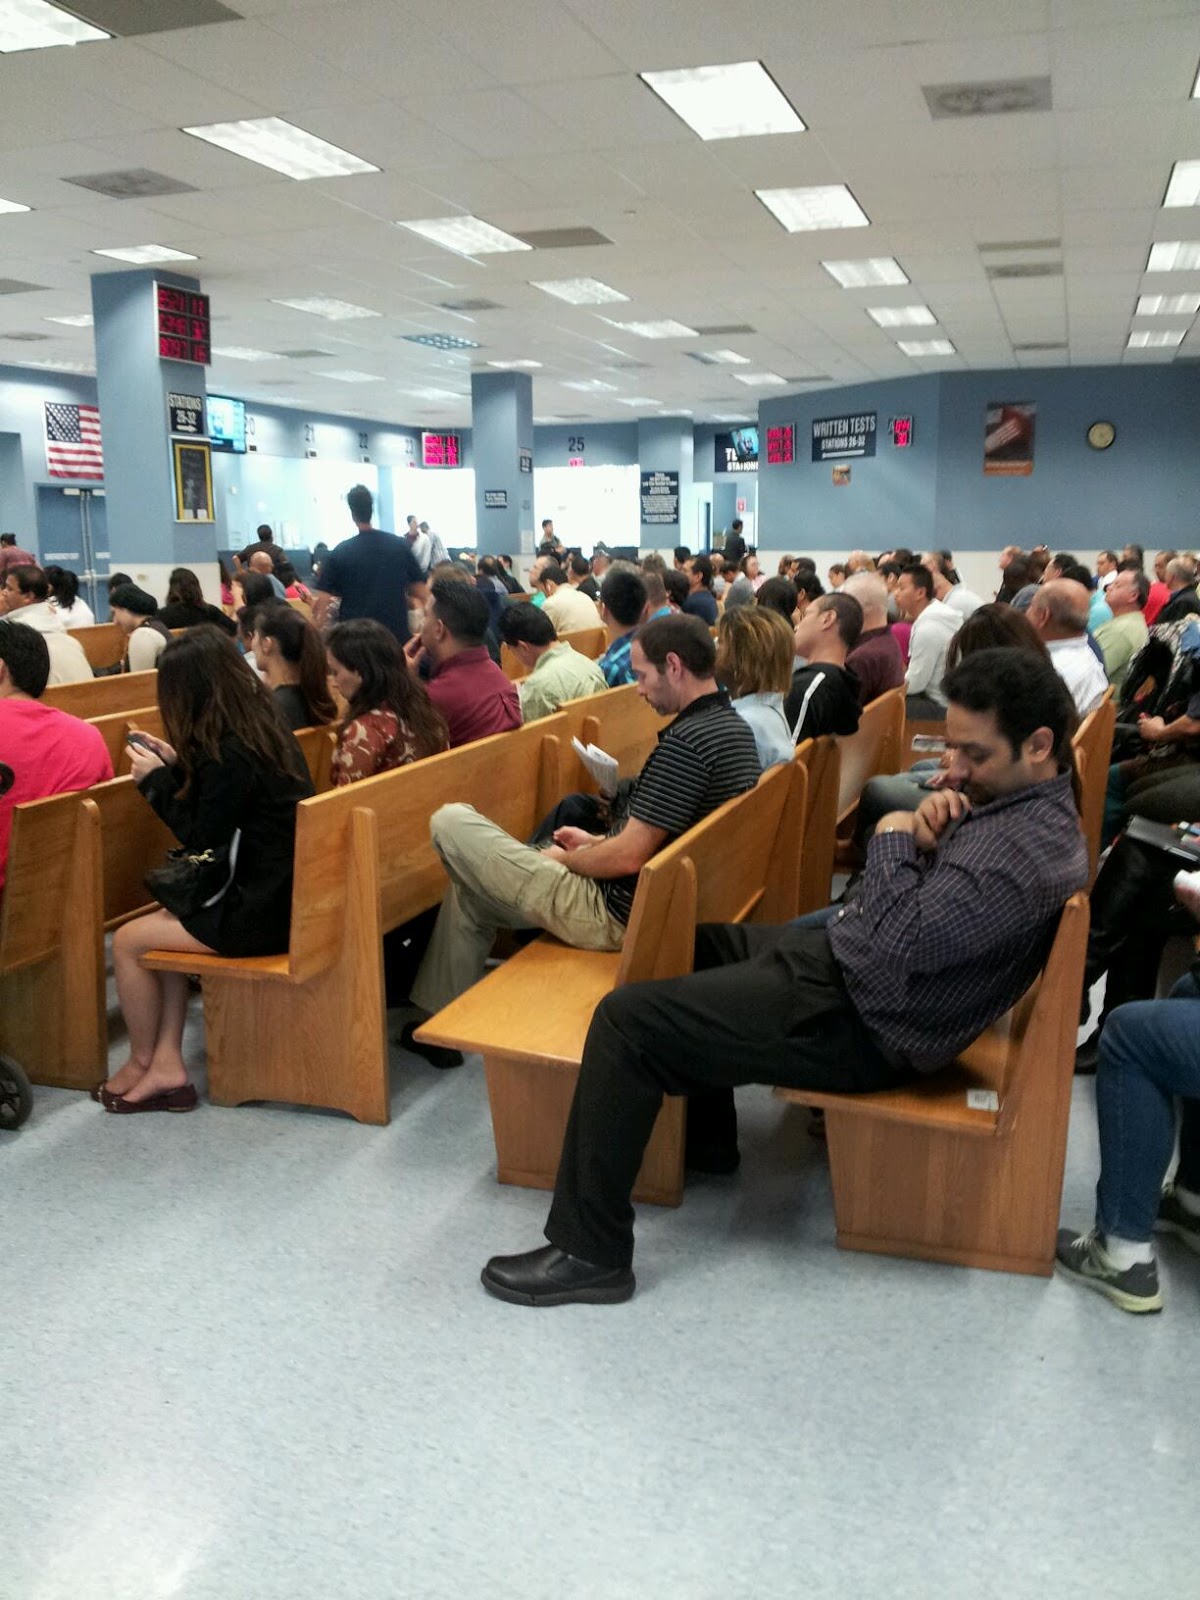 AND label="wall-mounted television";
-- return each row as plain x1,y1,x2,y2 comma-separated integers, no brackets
714,427,758,473
207,394,246,453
